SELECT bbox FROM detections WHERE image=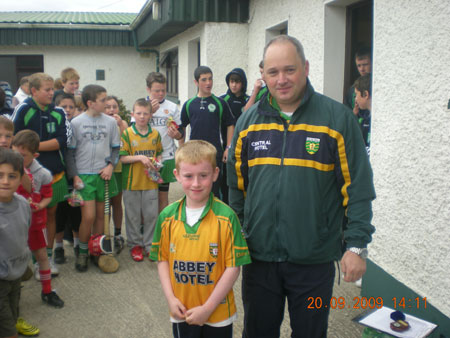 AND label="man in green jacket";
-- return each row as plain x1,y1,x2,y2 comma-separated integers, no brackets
227,35,376,338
